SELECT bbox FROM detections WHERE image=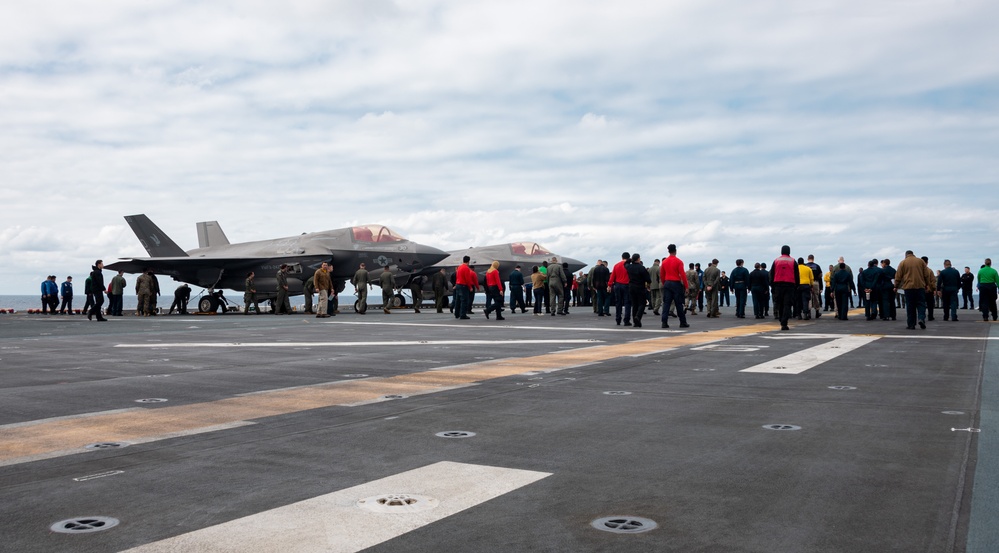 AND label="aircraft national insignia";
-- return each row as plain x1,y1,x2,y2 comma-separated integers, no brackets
375,255,391,267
